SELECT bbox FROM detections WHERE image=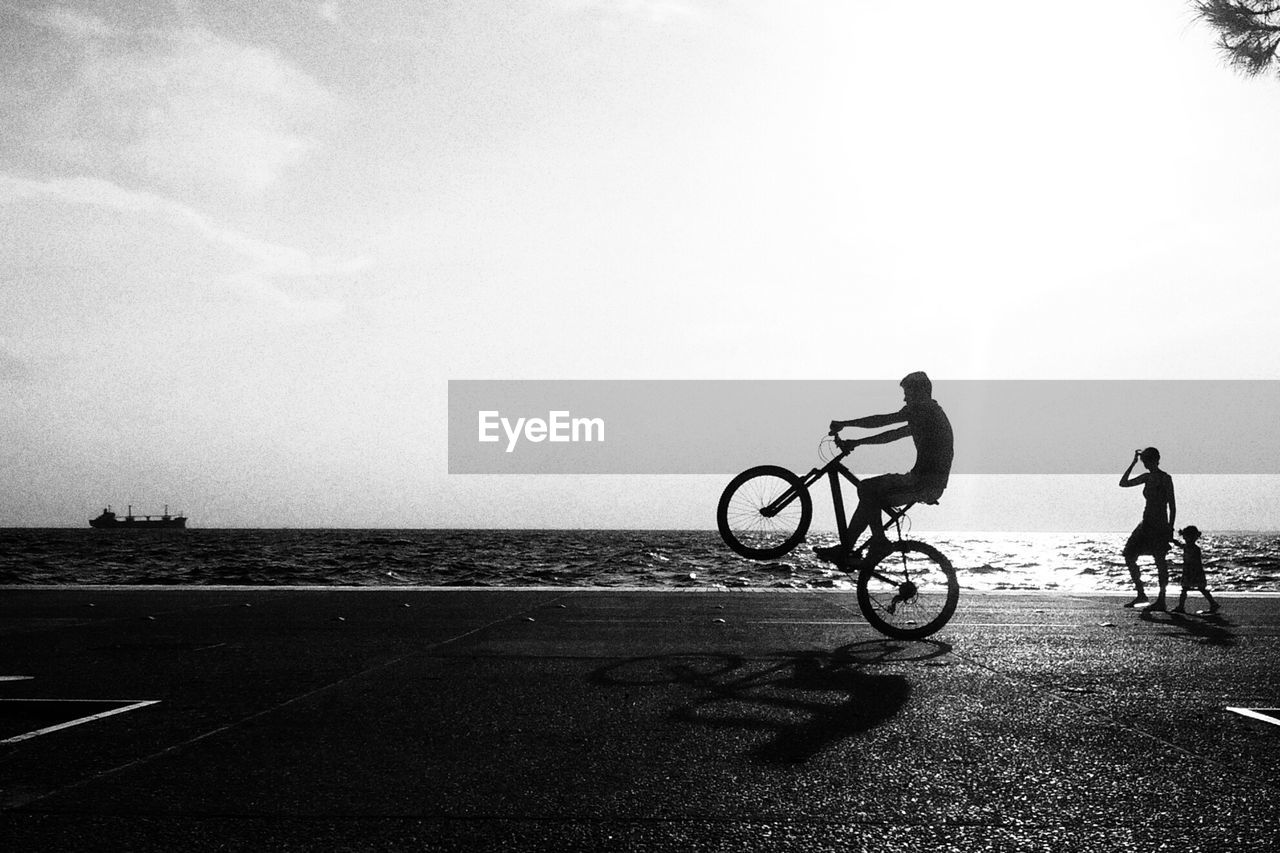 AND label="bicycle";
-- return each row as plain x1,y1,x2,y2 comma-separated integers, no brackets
715,434,959,639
